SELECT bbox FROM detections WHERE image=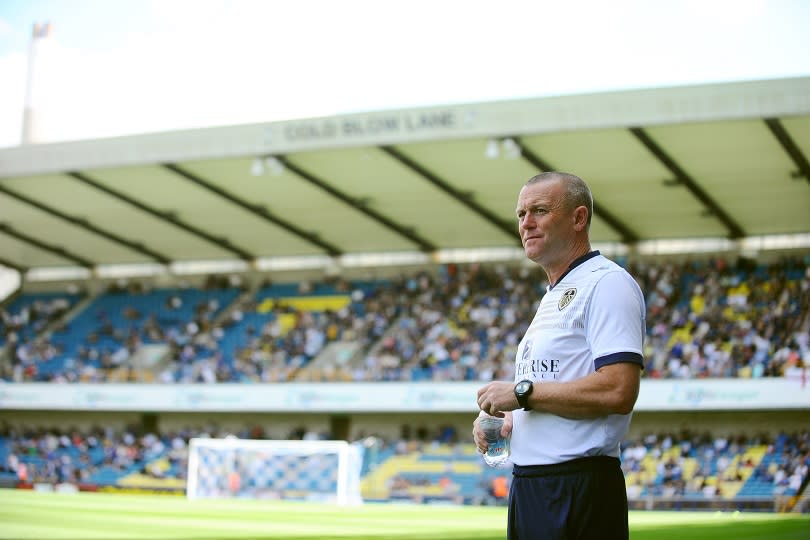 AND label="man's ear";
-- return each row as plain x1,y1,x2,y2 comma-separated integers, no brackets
573,206,588,231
